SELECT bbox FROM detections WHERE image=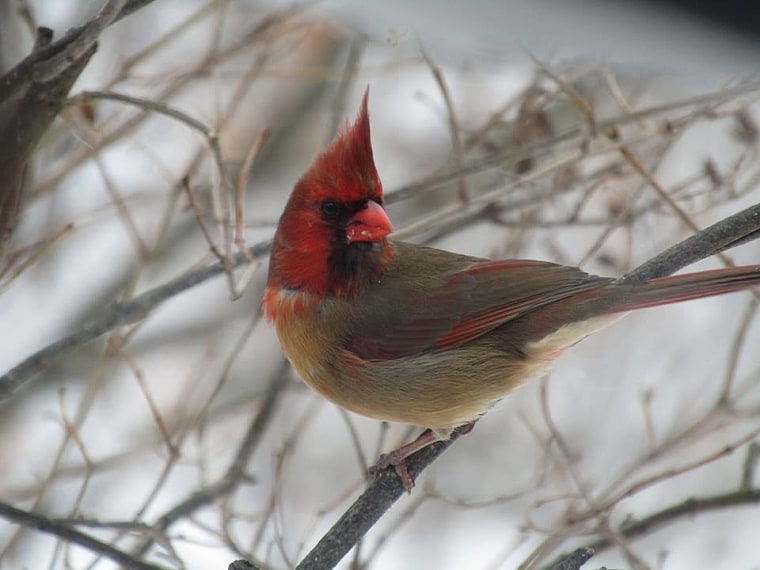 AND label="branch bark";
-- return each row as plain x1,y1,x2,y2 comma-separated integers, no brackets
0,240,270,400
544,487,760,569
0,501,168,570
0,0,156,257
